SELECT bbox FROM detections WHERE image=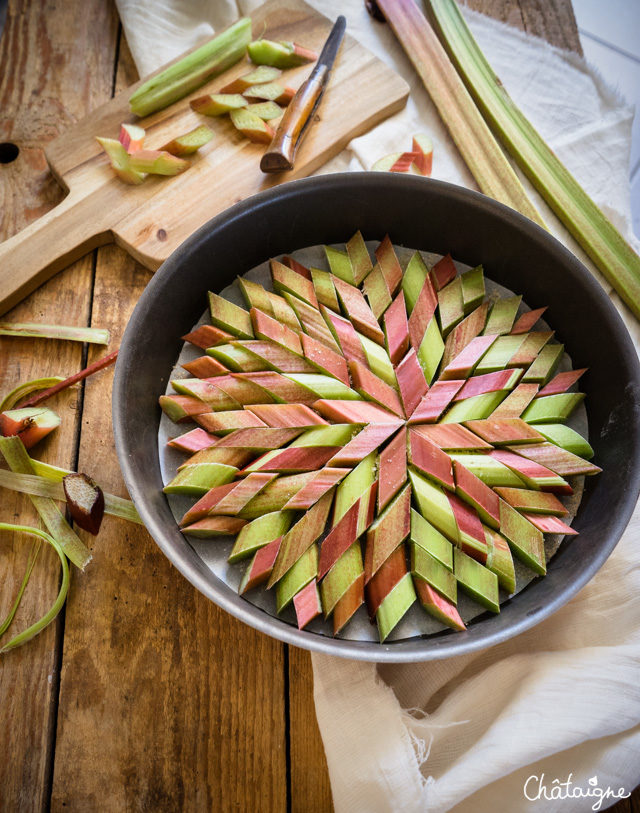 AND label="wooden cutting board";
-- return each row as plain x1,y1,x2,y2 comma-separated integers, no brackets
0,0,408,316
